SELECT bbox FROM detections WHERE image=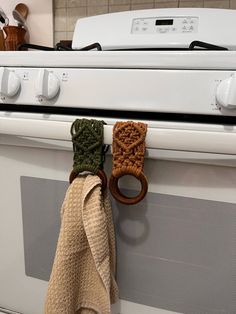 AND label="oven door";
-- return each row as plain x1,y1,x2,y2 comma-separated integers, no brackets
0,114,236,314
